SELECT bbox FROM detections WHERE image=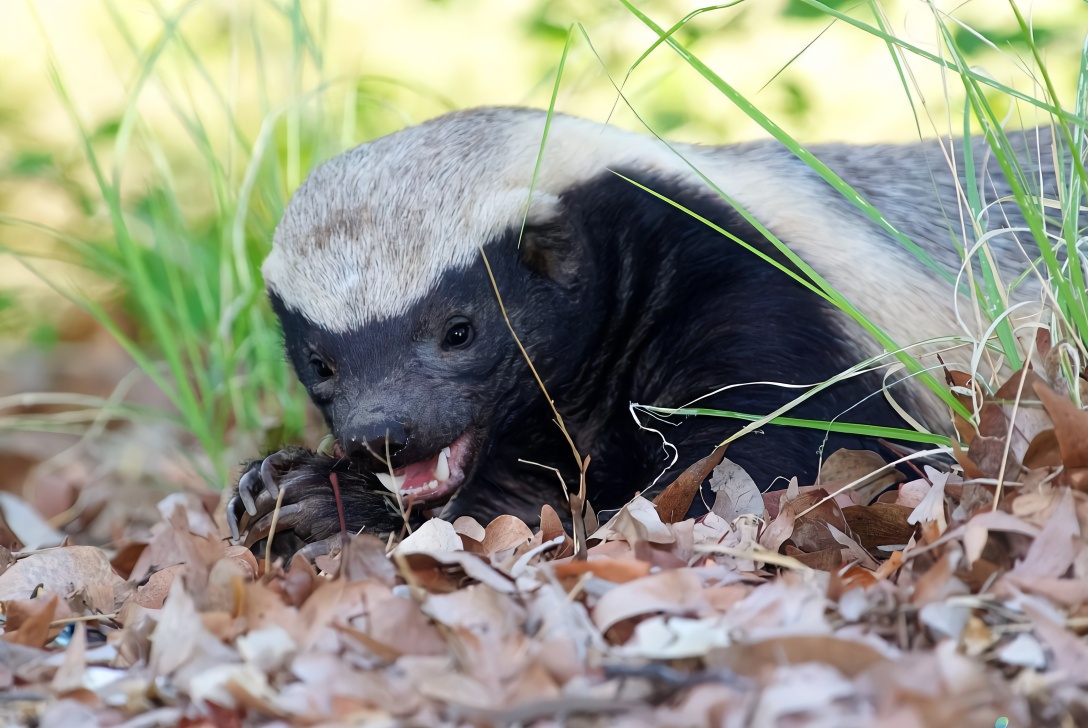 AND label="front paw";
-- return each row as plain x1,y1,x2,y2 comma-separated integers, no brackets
228,447,308,544
227,448,405,558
